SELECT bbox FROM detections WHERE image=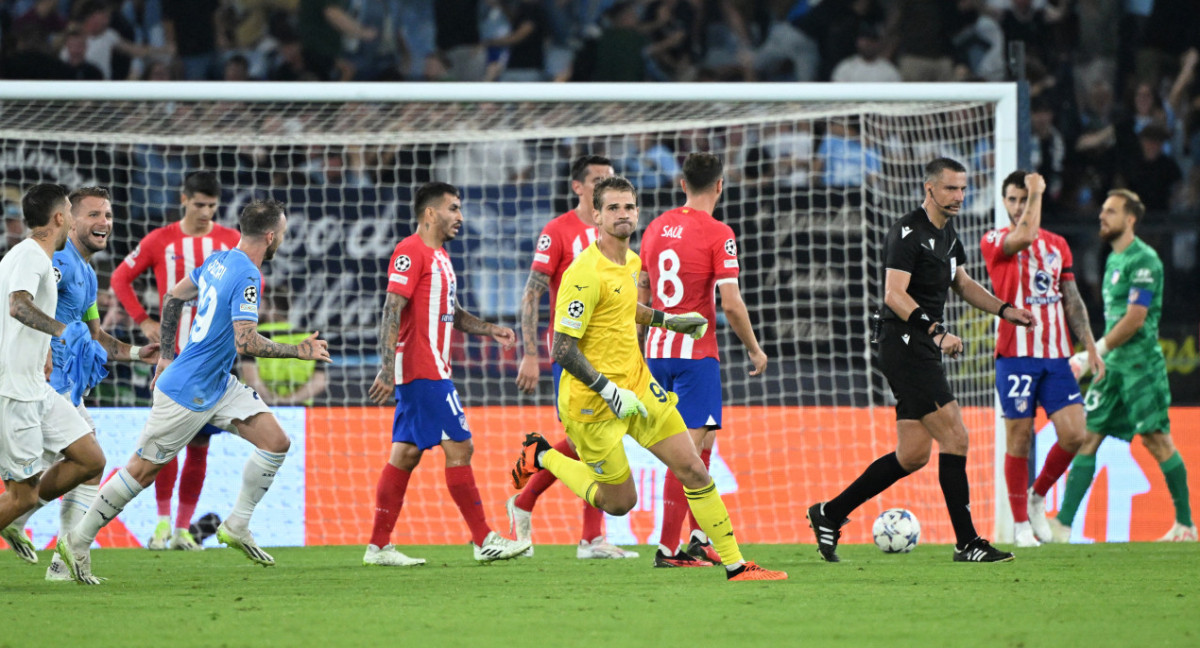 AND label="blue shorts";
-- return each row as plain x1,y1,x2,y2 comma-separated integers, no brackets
392,379,472,450
646,357,722,430
995,356,1083,419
